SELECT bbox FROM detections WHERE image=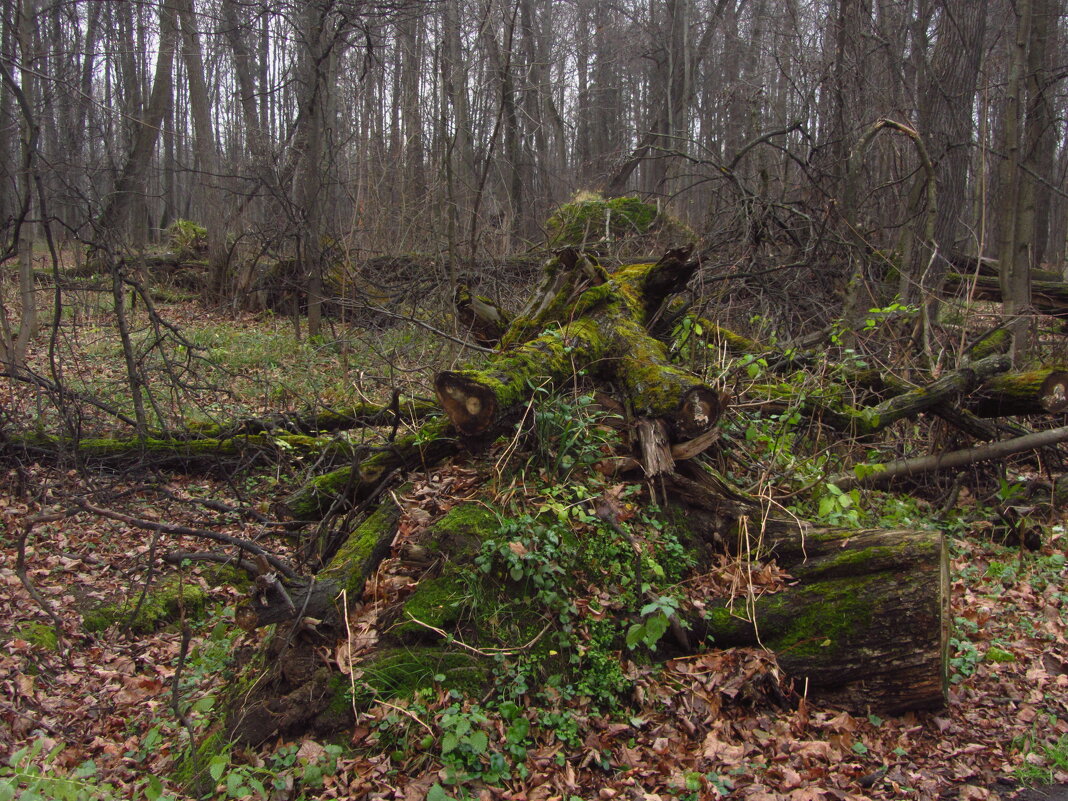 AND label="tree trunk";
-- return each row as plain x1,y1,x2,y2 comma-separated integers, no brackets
702,525,949,714
94,1,178,249
175,0,227,296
